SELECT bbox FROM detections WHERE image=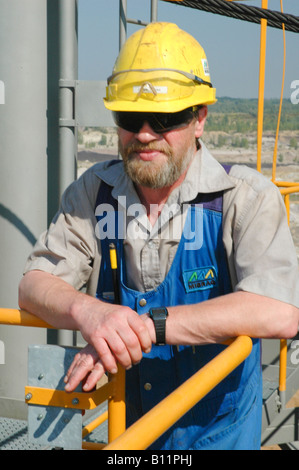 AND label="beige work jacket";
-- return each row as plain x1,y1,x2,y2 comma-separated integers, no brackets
24,142,299,308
